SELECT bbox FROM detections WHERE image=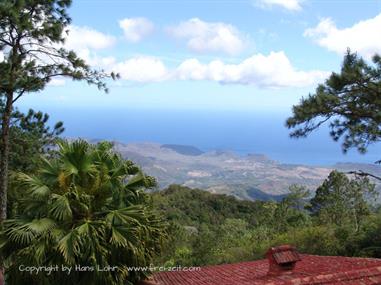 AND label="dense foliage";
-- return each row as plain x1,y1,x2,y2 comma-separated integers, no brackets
152,185,273,227
4,103,65,218
153,177,380,267
3,104,64,174
309,170,376,231
1,140,166,285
